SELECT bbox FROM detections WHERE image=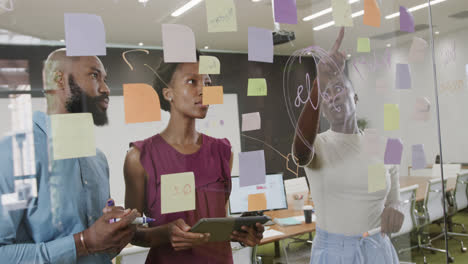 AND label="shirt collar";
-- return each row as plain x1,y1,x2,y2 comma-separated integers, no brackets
33,111,51,137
